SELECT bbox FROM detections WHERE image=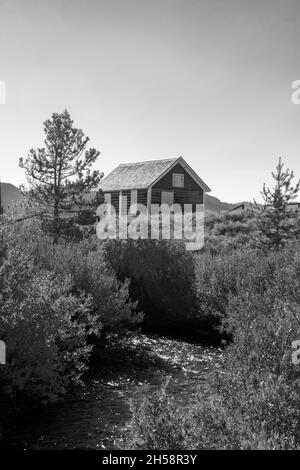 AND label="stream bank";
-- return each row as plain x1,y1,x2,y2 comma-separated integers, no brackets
0,333,223,450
